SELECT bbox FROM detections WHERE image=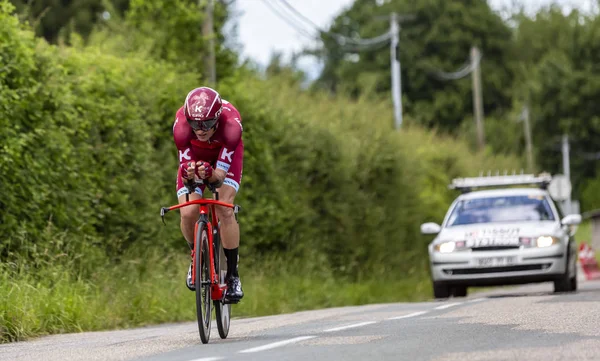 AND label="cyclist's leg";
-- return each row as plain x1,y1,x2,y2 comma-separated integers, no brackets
176,174,205,248
217,184,239,255
176,173,205,290
216,142,243,300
